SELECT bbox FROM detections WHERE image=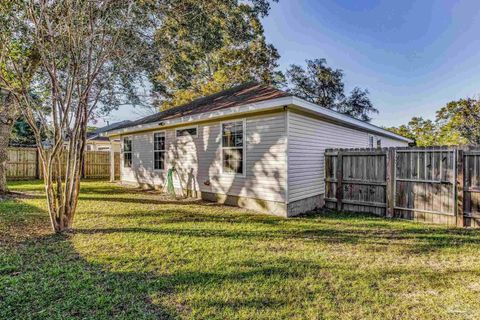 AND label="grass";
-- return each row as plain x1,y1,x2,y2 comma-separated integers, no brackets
2,181,480,319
